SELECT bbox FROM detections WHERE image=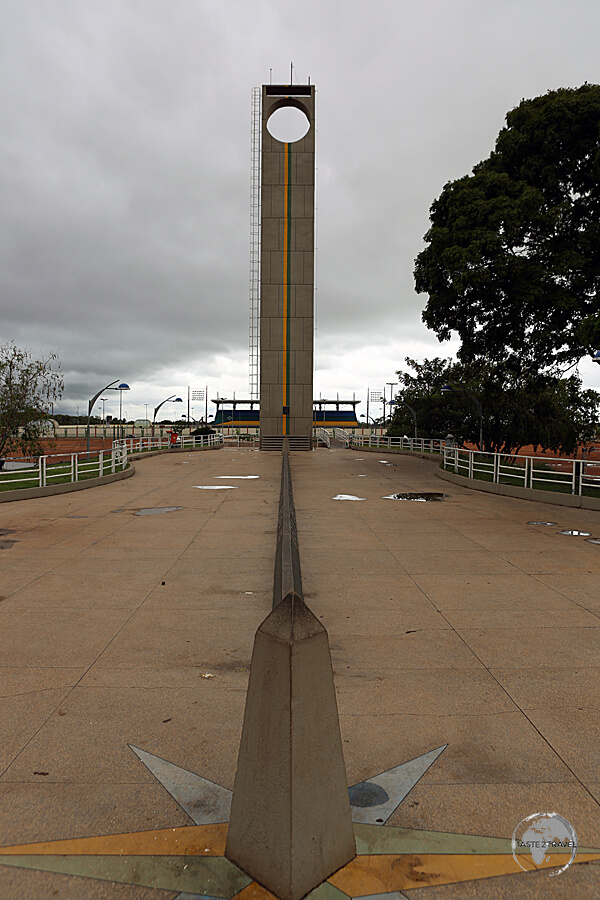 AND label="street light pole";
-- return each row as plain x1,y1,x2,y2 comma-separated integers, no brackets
465,390,483,451
398,399,417,439
153,395,183,437
441,384,483,451
116,383,130,439
87,380,120,457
